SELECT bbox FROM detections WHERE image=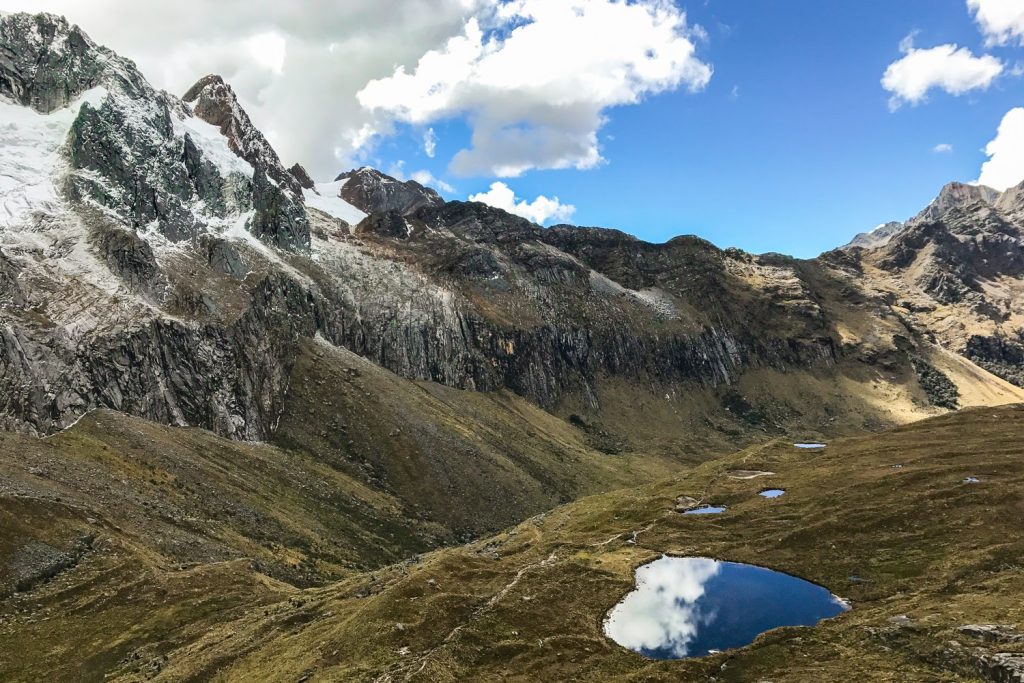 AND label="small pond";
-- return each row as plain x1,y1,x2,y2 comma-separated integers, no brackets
794,443,826,450
759,489,786,499
604,556,850,660
964,476,981,484
682,506,726,515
